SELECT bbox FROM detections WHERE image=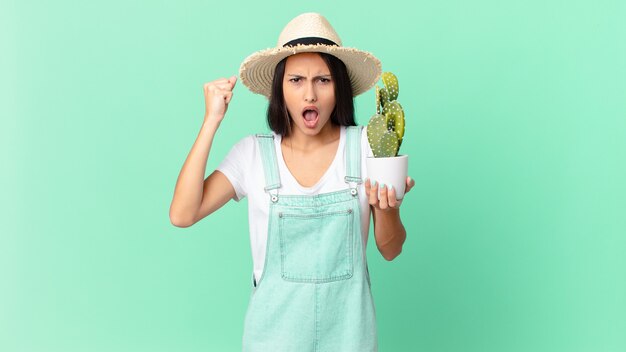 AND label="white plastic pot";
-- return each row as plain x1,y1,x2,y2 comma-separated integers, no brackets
365,155,409,200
